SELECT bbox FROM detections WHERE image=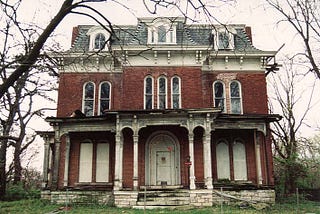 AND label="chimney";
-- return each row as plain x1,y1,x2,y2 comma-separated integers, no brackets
71,26,79,47
245,26,253,44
